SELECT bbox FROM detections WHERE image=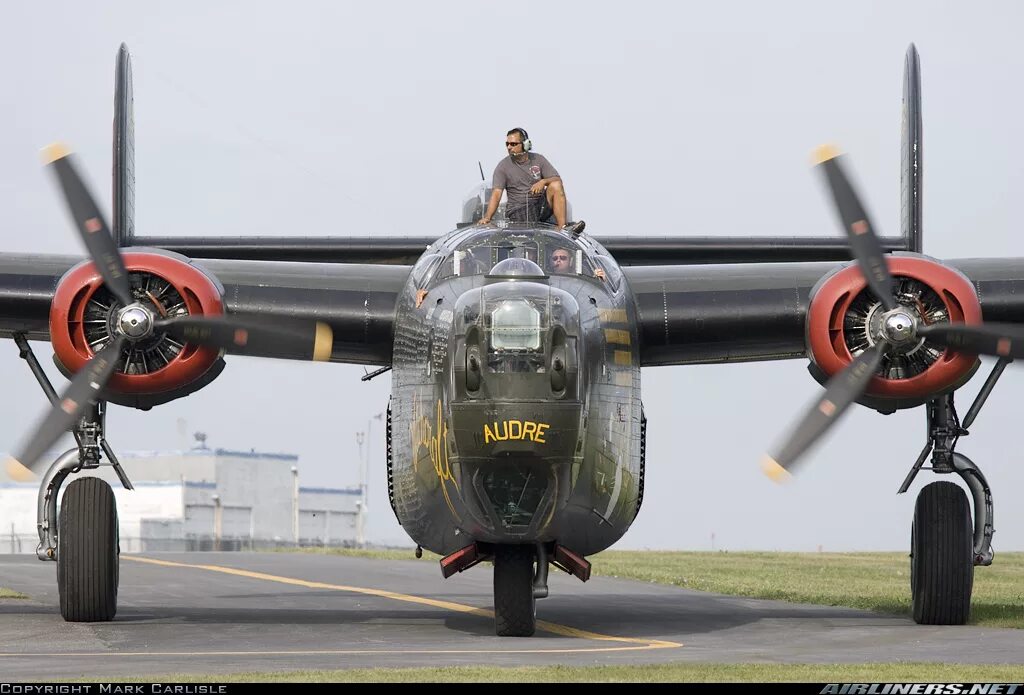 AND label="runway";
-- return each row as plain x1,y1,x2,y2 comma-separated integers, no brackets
0,552,1021,680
